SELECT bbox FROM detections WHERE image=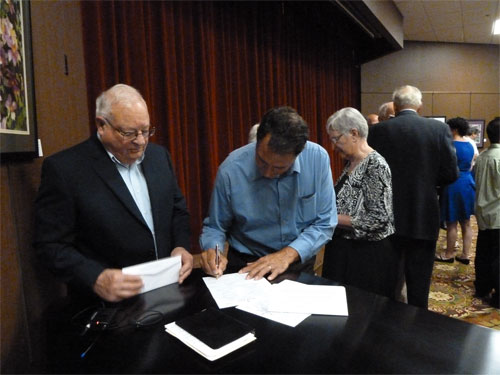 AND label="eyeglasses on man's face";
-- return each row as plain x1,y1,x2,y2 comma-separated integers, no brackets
101,116,155,141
